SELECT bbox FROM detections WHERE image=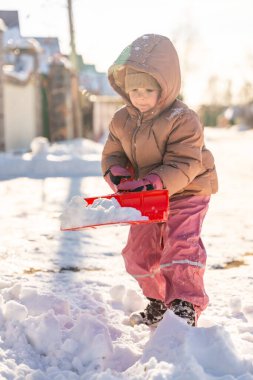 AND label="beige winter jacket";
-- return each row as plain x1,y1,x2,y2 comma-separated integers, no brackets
102,34,218,198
